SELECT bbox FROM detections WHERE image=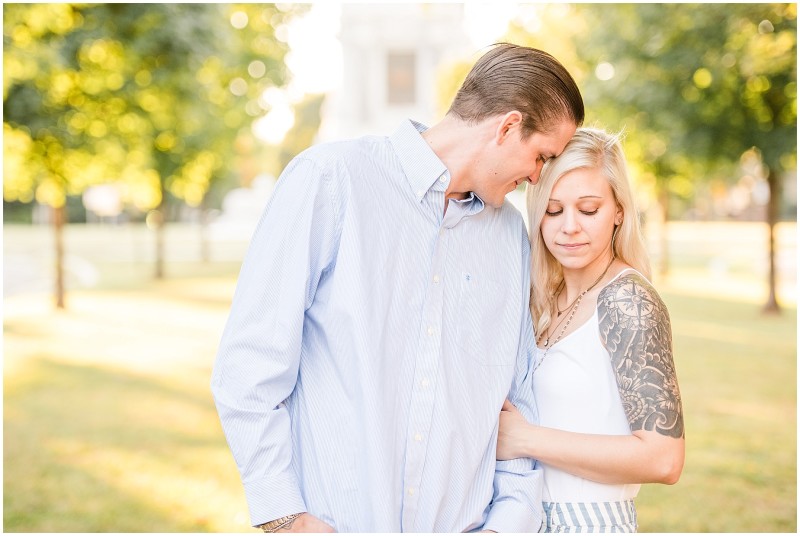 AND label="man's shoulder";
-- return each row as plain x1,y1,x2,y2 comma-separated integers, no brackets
294,134,390,170
279,135,395,212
